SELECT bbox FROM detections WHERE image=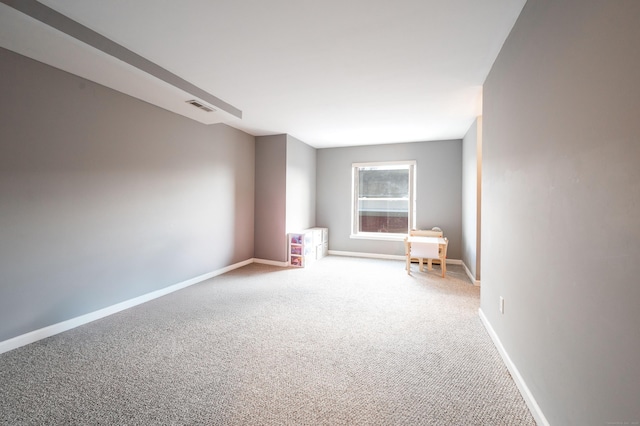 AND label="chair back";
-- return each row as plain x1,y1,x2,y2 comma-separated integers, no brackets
410,229,443,238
